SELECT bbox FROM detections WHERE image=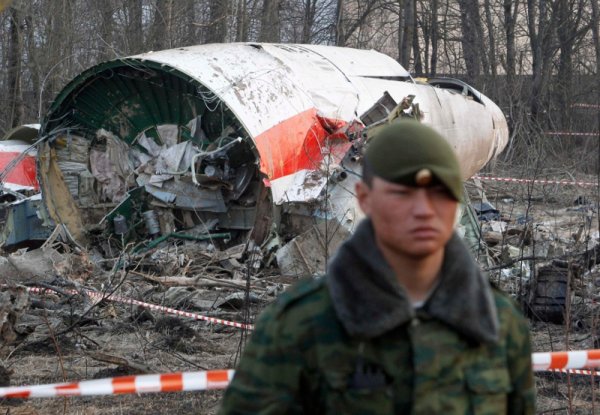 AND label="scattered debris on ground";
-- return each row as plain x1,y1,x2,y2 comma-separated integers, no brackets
0,169,598,413
469,171,600,414
2,41,592,414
